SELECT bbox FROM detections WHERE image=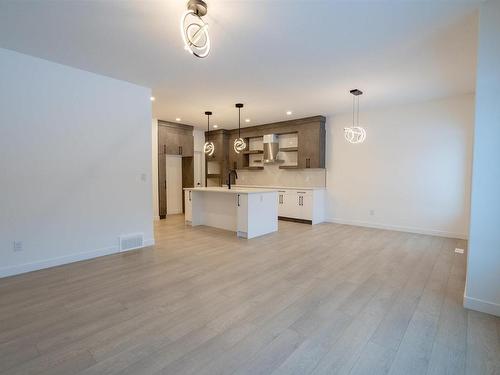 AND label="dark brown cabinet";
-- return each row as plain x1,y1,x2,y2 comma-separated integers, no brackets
298,124,325,169
228,135,246,170
166,128,194,156
225,116,326,171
